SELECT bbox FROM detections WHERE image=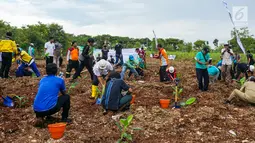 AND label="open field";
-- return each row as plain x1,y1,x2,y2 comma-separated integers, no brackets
0,58,255,143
